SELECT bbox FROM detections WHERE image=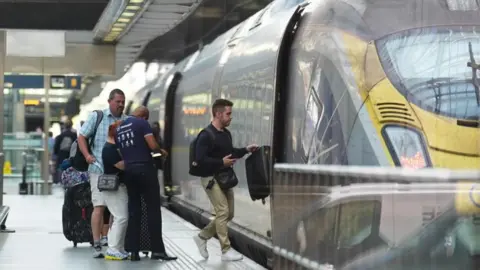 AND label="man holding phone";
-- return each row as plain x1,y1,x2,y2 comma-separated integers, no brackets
192,98,257,261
